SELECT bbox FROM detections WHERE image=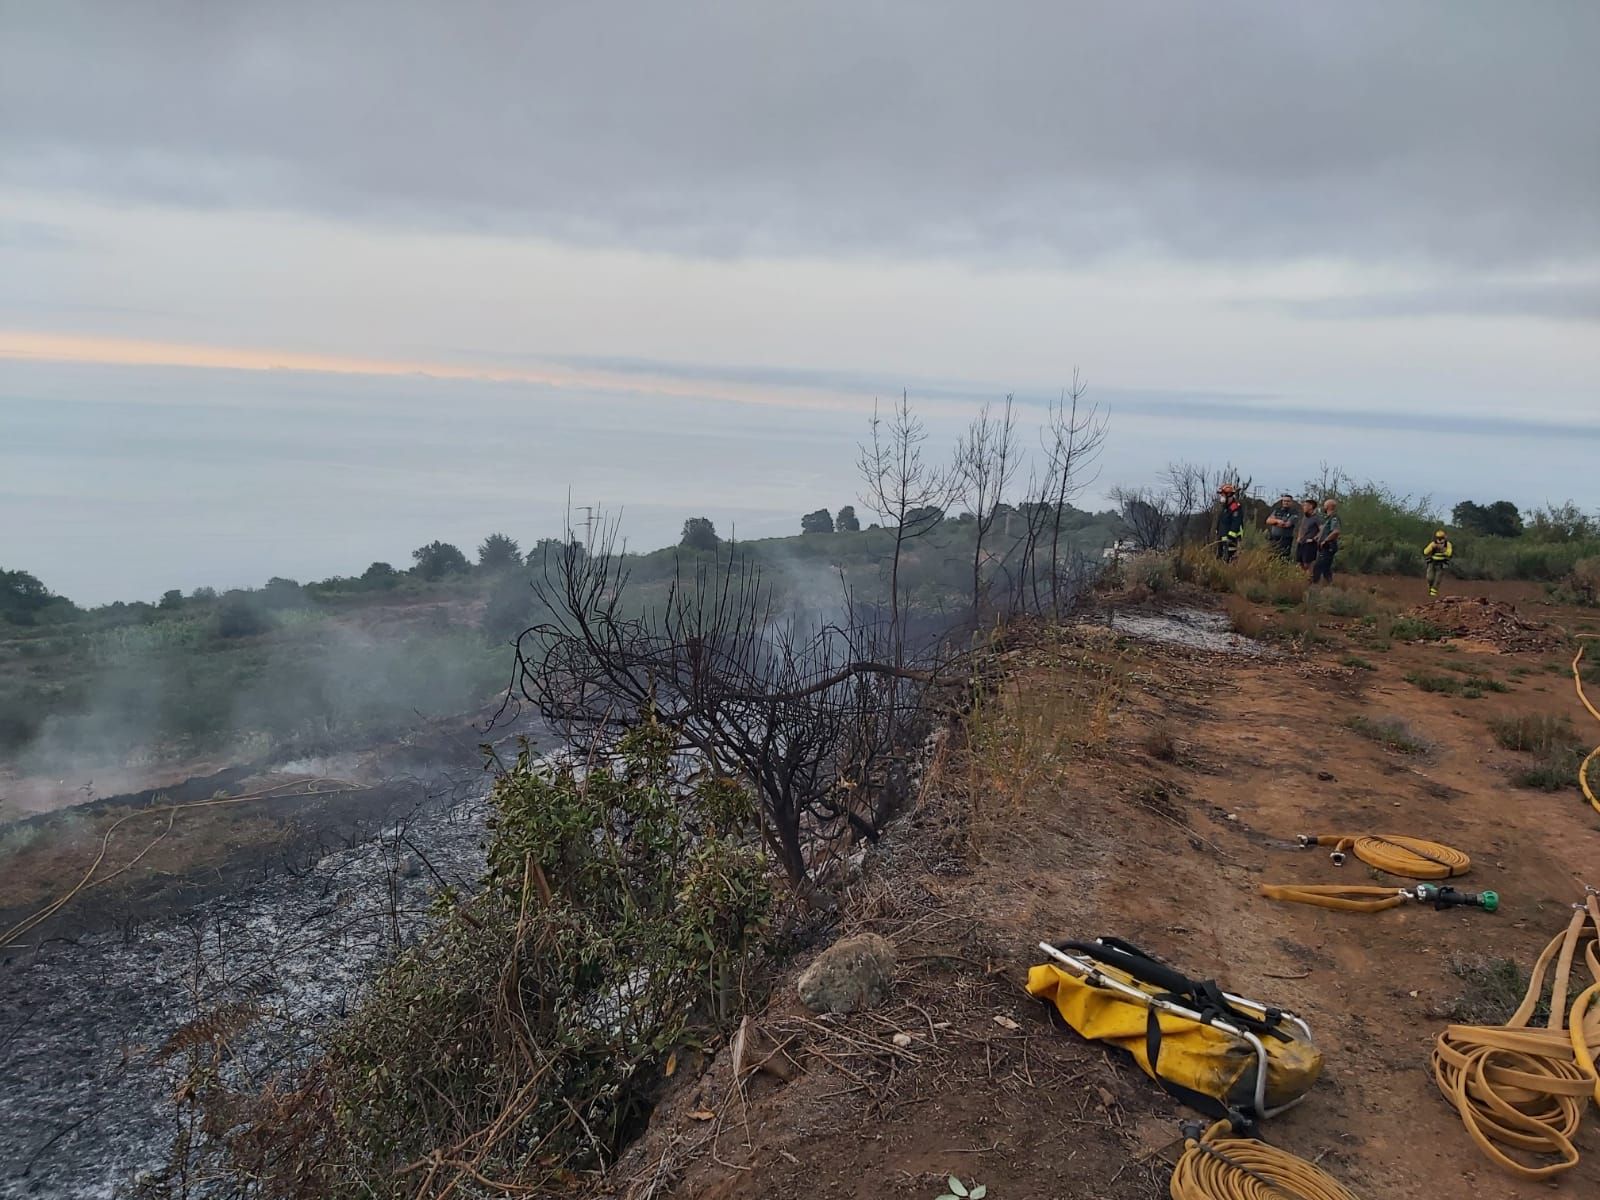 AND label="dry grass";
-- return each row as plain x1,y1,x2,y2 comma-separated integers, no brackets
963,641,1123,826
1489,712,1579,755
1140,724,1179,762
